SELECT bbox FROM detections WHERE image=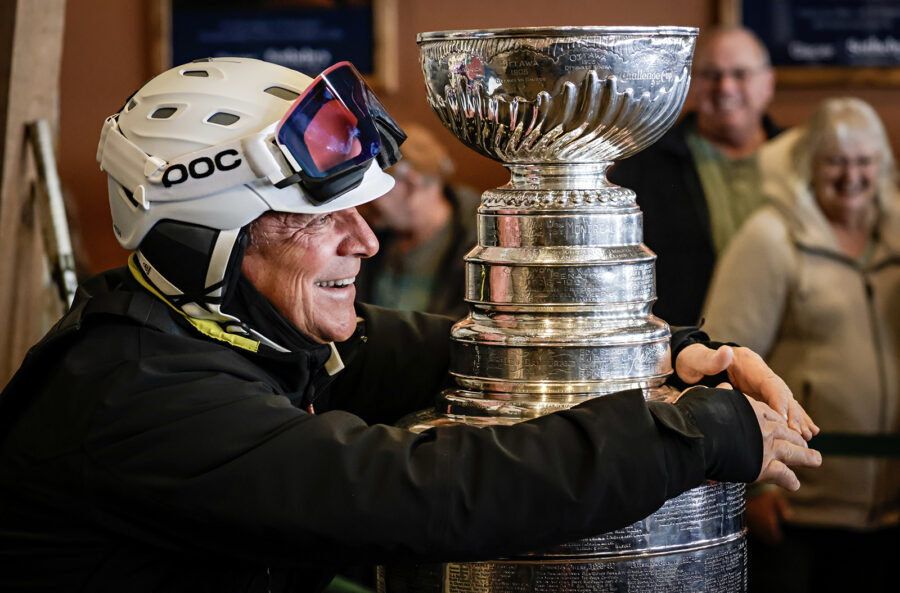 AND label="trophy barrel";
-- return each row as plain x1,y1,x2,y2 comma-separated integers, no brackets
378,26,748,593
377,477,746,593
